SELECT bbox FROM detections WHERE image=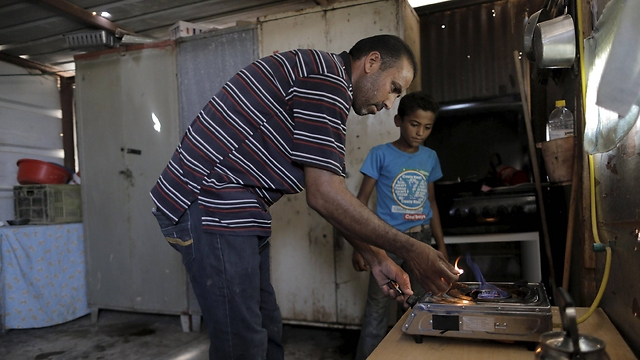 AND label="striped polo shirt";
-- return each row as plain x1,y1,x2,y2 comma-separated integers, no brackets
150,49,353,235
